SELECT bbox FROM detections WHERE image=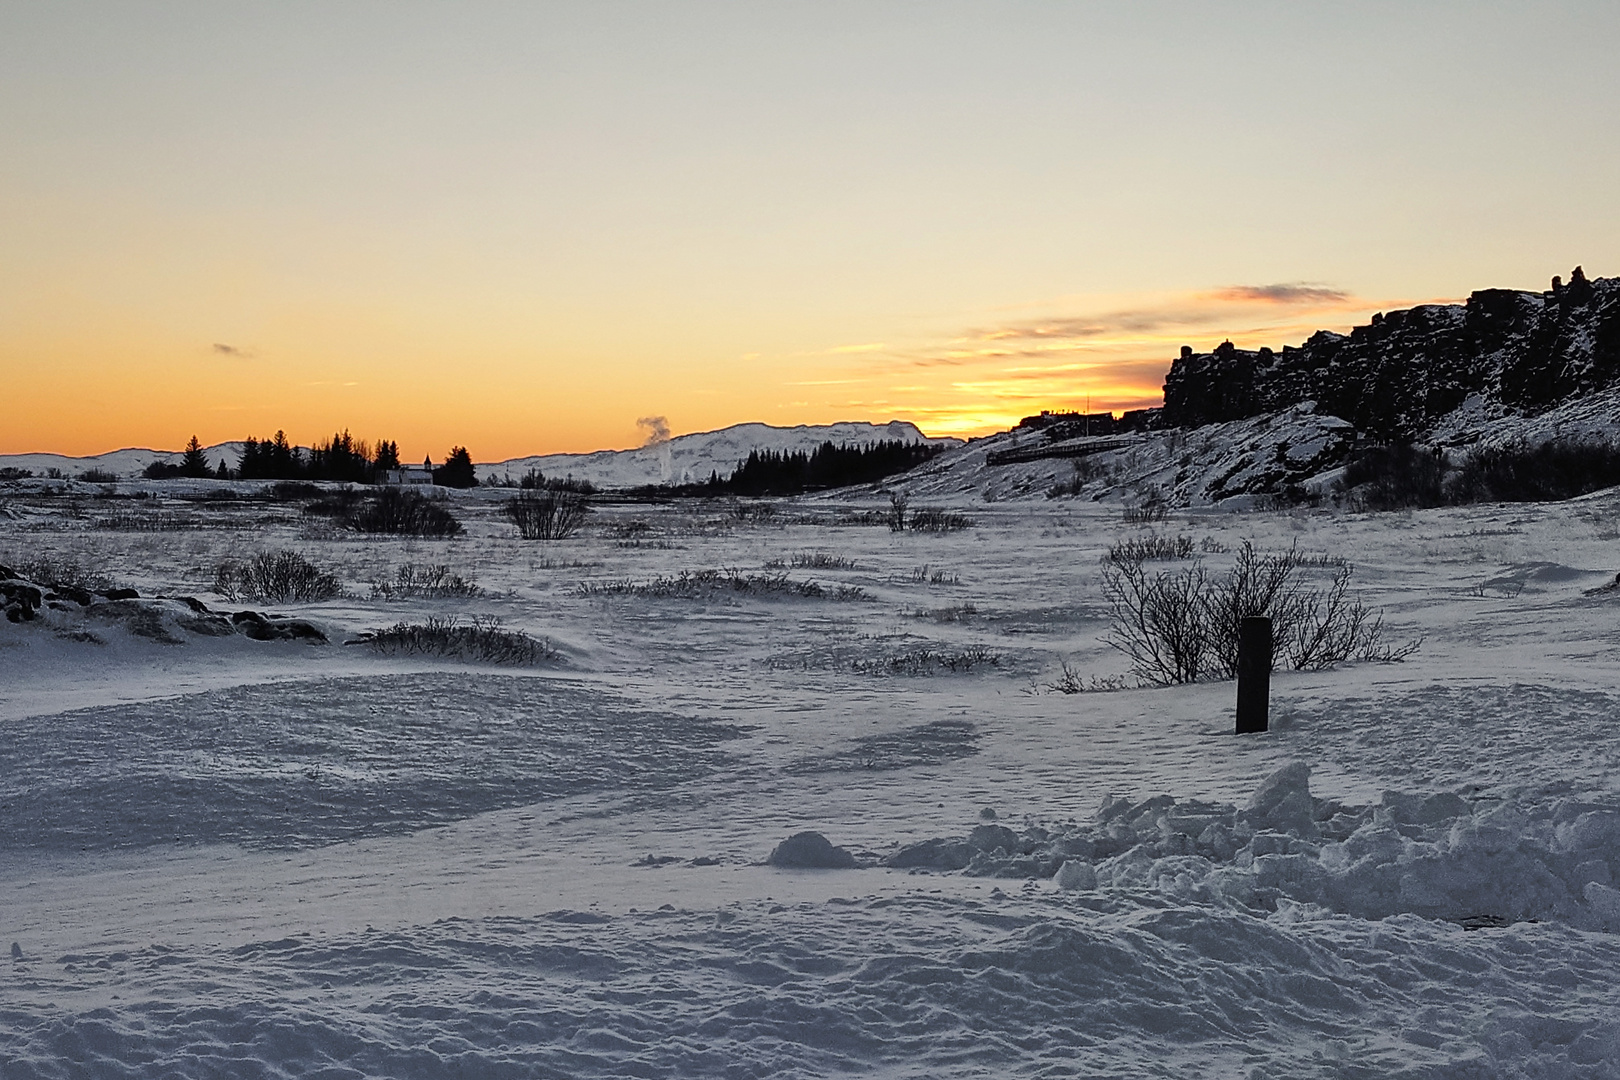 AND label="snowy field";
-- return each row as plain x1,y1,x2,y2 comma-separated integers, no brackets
3,482,1620,1078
